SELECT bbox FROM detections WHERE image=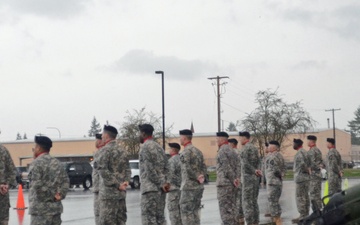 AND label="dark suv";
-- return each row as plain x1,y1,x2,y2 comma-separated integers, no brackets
63,162,93,189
